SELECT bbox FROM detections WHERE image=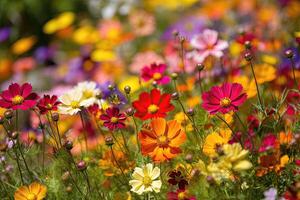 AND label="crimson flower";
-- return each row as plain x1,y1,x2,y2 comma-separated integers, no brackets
167,189,196,200
100,107,126,130
202,82,247,114
132,89,174,120
37,95,61,114
168,170,188,190
0,83,39,110
141,63,170,85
